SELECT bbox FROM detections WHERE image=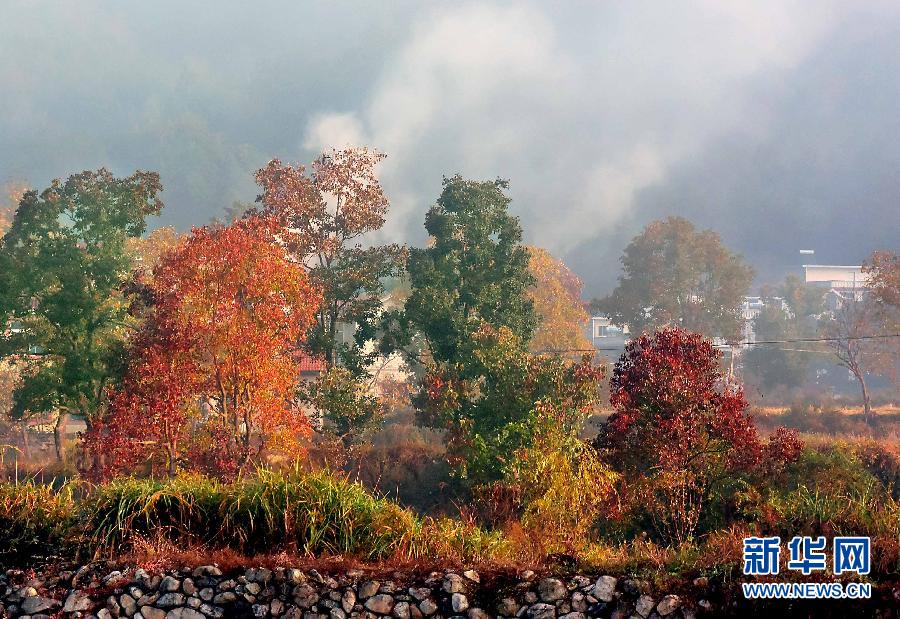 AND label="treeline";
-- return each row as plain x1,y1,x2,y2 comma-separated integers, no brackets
0,149,898,571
